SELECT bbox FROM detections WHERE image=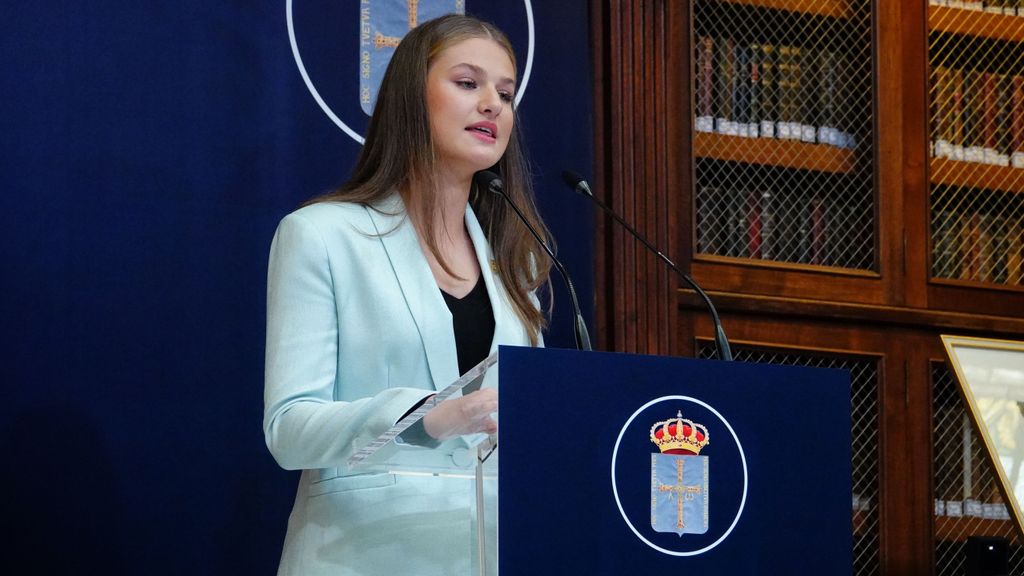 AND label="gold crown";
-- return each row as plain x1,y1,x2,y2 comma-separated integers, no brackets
649,411,709,455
